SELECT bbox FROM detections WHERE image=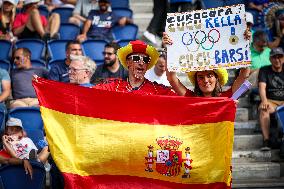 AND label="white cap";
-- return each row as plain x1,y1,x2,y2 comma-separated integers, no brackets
6,117,23,128
24,0,40,5
3,0,17,5
246,12,254,25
